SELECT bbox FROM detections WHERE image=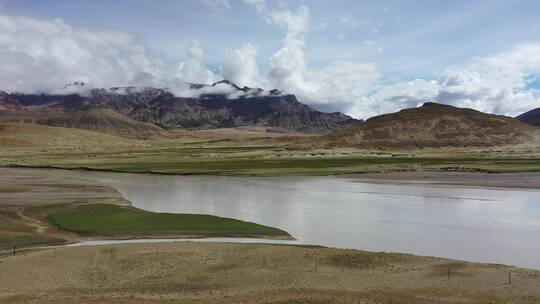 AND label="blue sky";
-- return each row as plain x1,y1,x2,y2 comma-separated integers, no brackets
4,0,539,78
1,0,540,118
